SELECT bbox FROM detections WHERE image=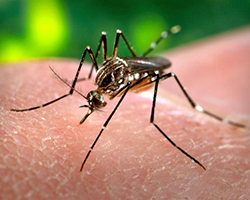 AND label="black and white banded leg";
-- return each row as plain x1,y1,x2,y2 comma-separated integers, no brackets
113,29,137,57
77,29,136,82
80,83,131,171
142,25,181,56
11,47,98,112
158,72,248,129
151,74,206,170
77,32,108,82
